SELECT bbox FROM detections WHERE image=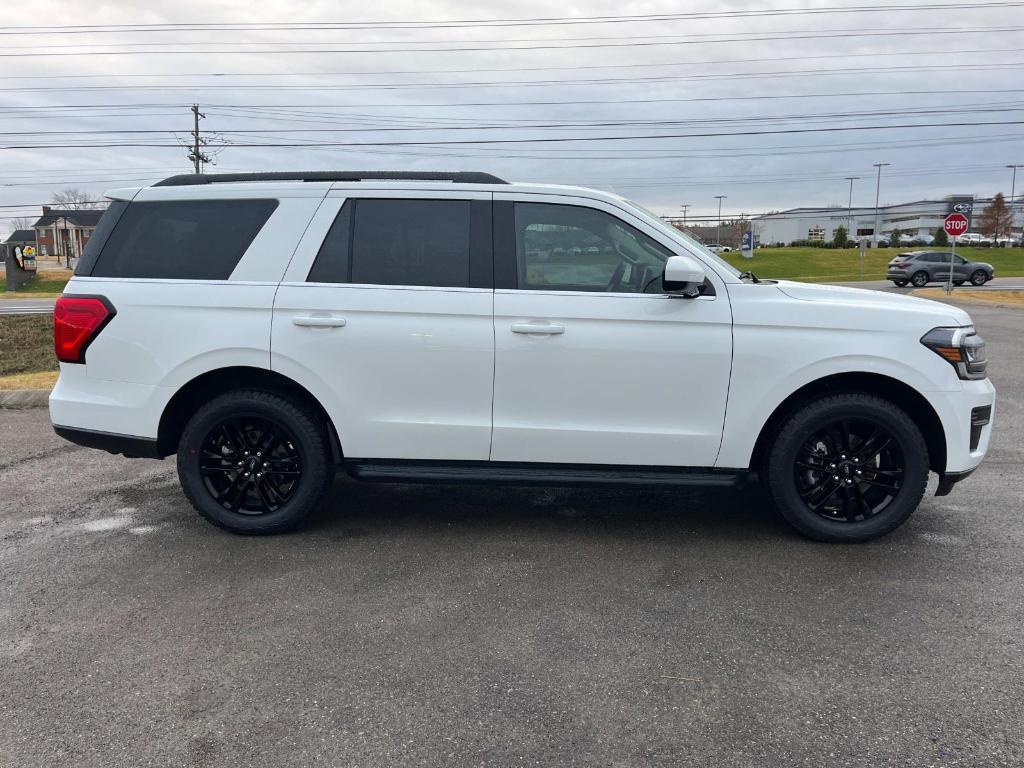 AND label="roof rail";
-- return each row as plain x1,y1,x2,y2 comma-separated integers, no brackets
154,171,507,187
